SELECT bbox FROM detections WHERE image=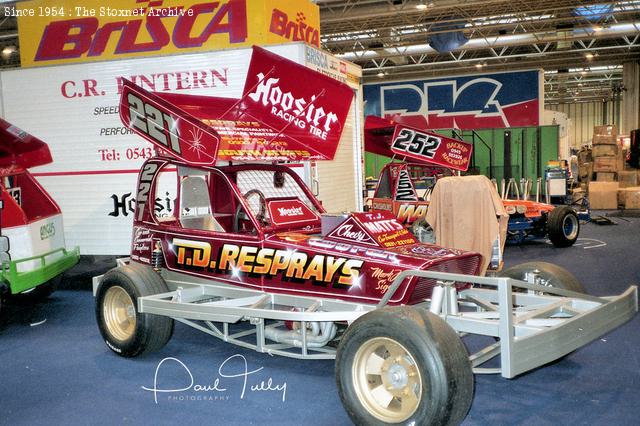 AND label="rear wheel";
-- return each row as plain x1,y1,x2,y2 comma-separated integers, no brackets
336,307,473,426
547,206,580,247
499,261,585,293
96,262,173,357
